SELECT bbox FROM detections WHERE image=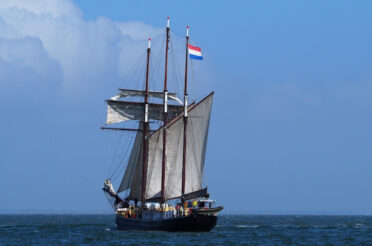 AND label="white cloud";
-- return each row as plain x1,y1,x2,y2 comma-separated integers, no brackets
0,36,61,83
116,21,162,40
0,0,82,19
0,0,162,90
